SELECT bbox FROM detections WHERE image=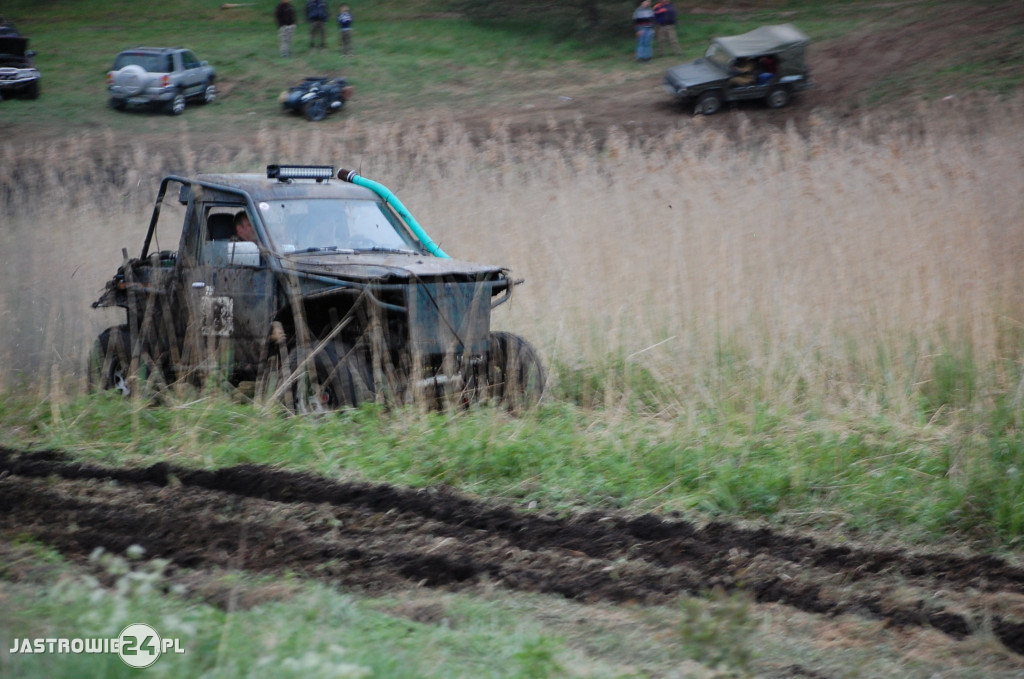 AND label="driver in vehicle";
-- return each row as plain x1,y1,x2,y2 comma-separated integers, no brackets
233,211,257,243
